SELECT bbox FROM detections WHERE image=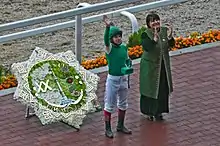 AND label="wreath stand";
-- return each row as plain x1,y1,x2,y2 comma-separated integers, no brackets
24,105,80,131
